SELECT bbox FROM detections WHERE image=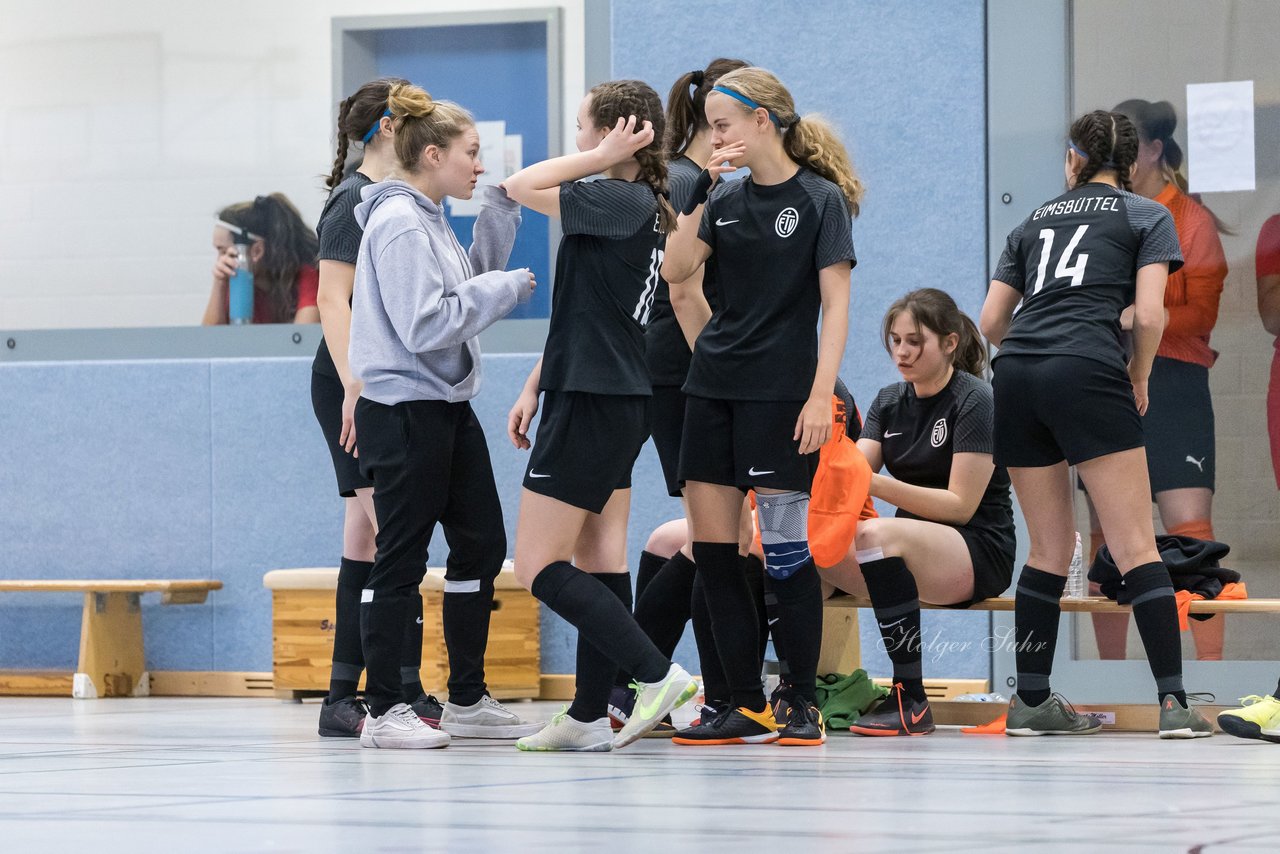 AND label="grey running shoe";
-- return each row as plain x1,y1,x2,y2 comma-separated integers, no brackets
1158,694,1214,739
441,694,544,739
1005,693,1101,736
516,707,613,752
